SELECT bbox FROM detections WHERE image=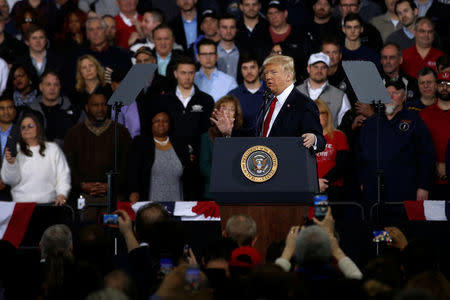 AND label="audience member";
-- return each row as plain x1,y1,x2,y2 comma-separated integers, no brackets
54,0,78,35
265,0,312,81
63,93,131,220
341,13,381,71
16,24,62,79
229,52,266,130
114,0,141,49
297,52,351,127
386,0,418,50
169,0,201,51
315,99,350,201
224,214,257,247
29,71,80,147
335,0,383,24
6,63,38,108
0,57,7,94
216,14,239,79
77,0,119,17
129,9,164,52
153,24,182,78
407,66,436,110
321,37,348,93
56,10,88,50
128,109,190,203
40,224,73,259
436,55,450,73
103,15,117,46
200,95,243,199
235,0,271,63
0,13,27,64
191,9,220,60
336,0,383,51
358,81,435,207
12,6,42,41
305,0,341,51
70,54,112,110
1,113,71,204
419,72,450,199
370,0,402,42
380,43,419,100
400,17,444,79
80,16,132,76
11,0,57,37
0,93,19,201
